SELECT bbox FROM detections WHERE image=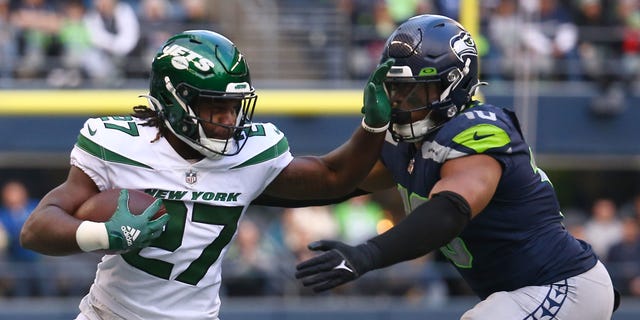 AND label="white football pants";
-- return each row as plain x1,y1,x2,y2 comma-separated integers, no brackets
461,260,614,320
